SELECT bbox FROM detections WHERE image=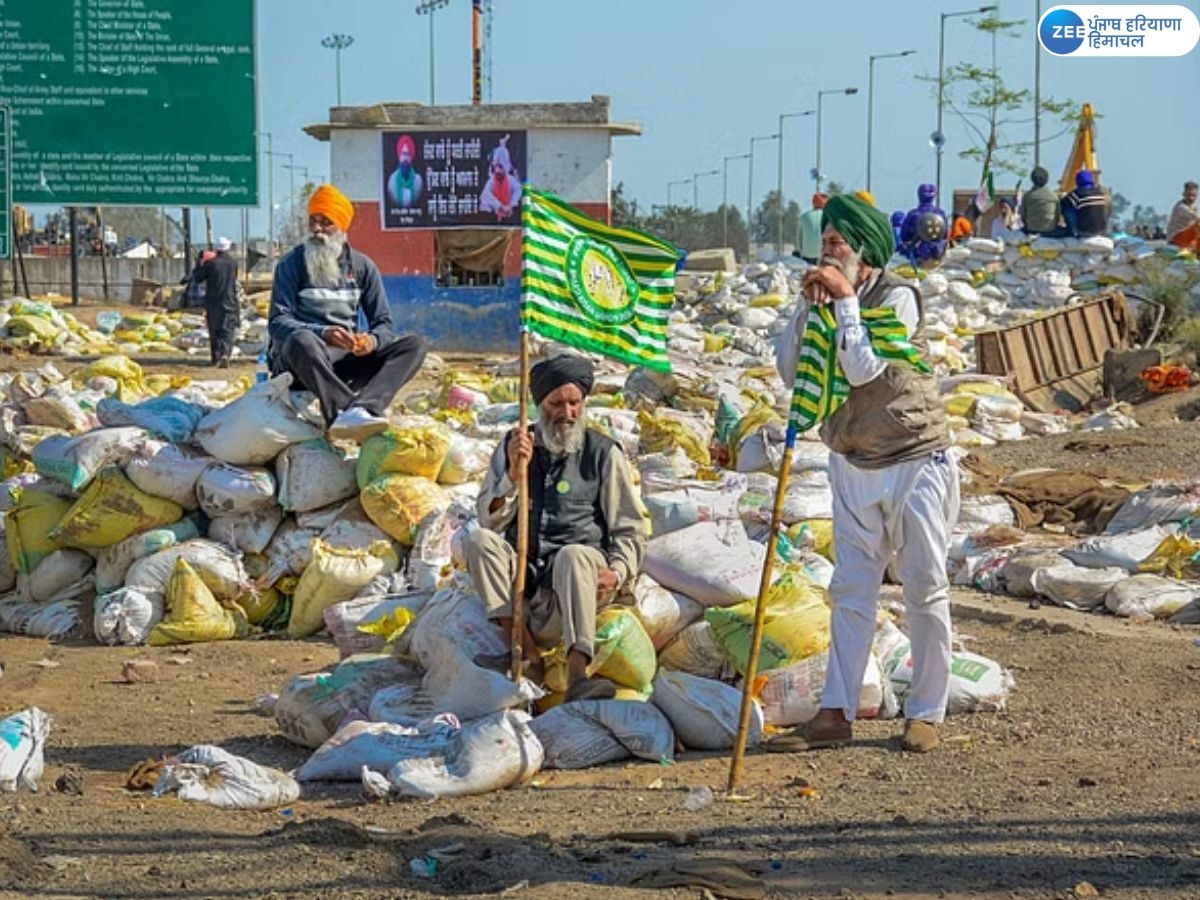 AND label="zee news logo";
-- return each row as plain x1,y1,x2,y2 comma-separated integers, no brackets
1039,4,1200,55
